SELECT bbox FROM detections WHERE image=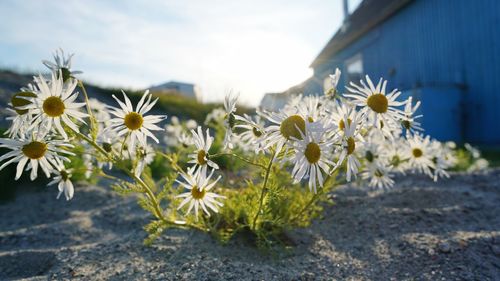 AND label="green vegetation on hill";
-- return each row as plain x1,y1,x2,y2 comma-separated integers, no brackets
95,86,252,123
96,87,219,123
